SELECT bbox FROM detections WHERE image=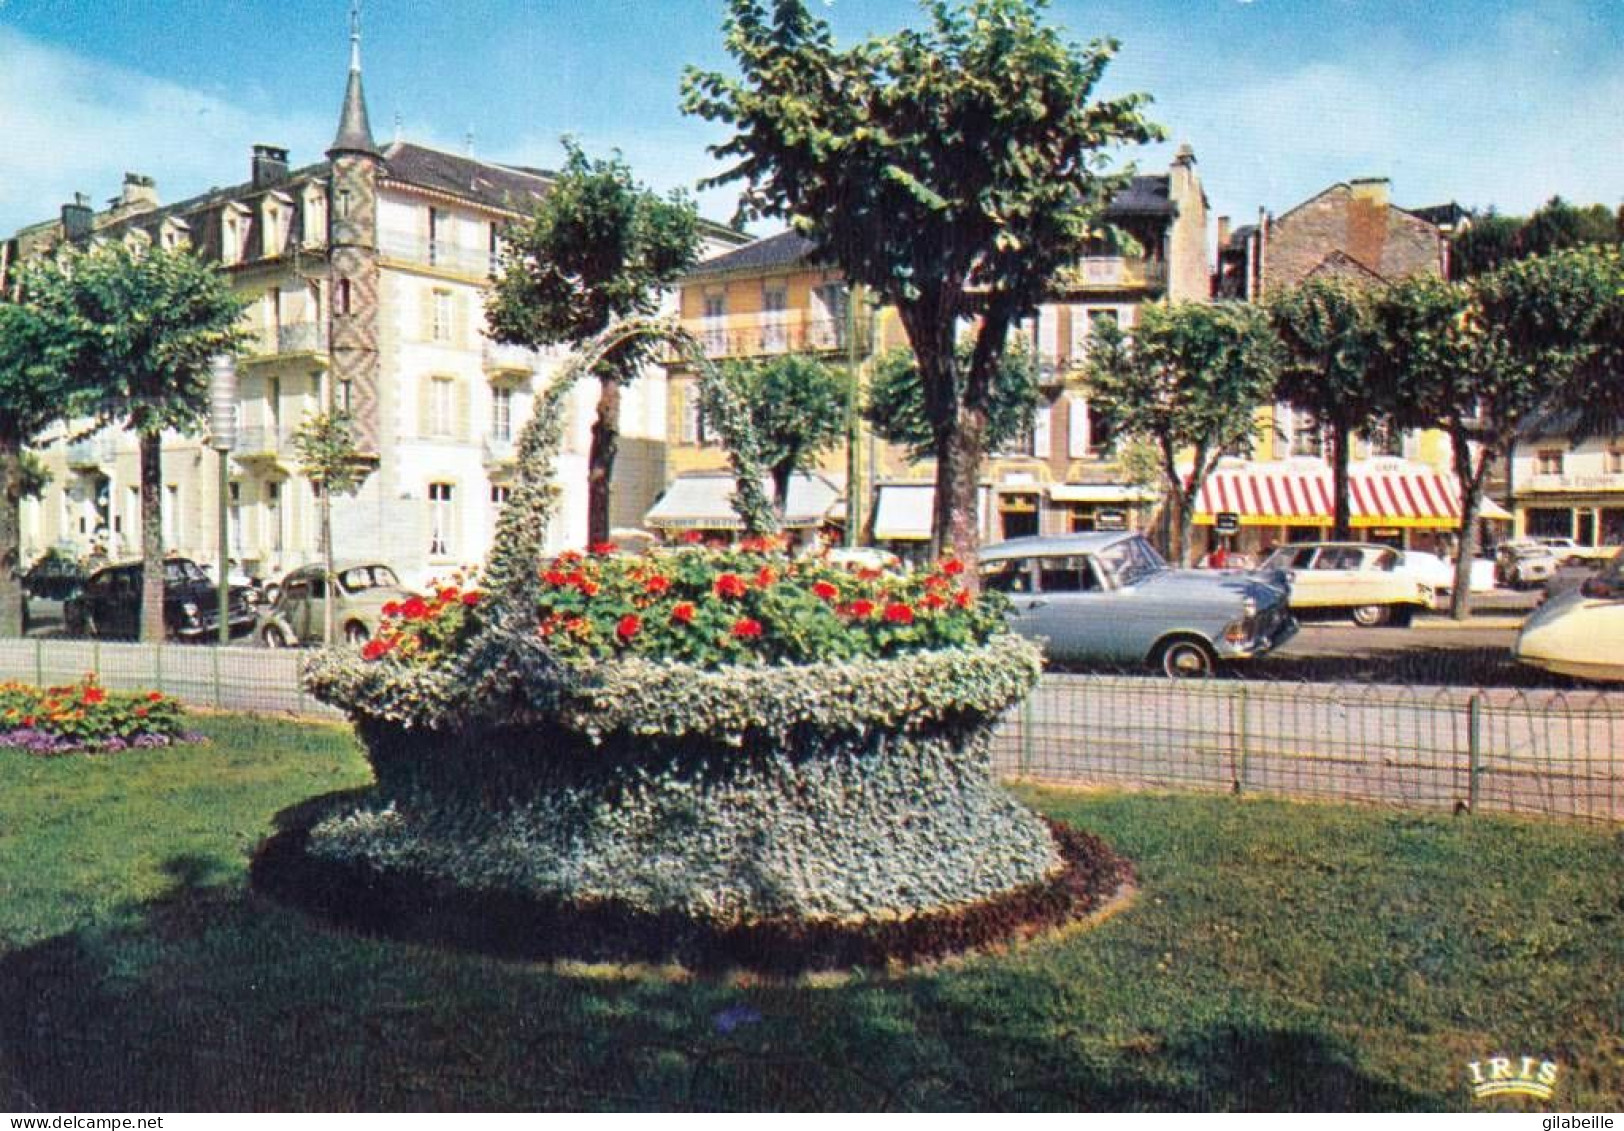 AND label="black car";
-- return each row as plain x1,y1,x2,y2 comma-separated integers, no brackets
23,552,86,601
64,557,258,642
